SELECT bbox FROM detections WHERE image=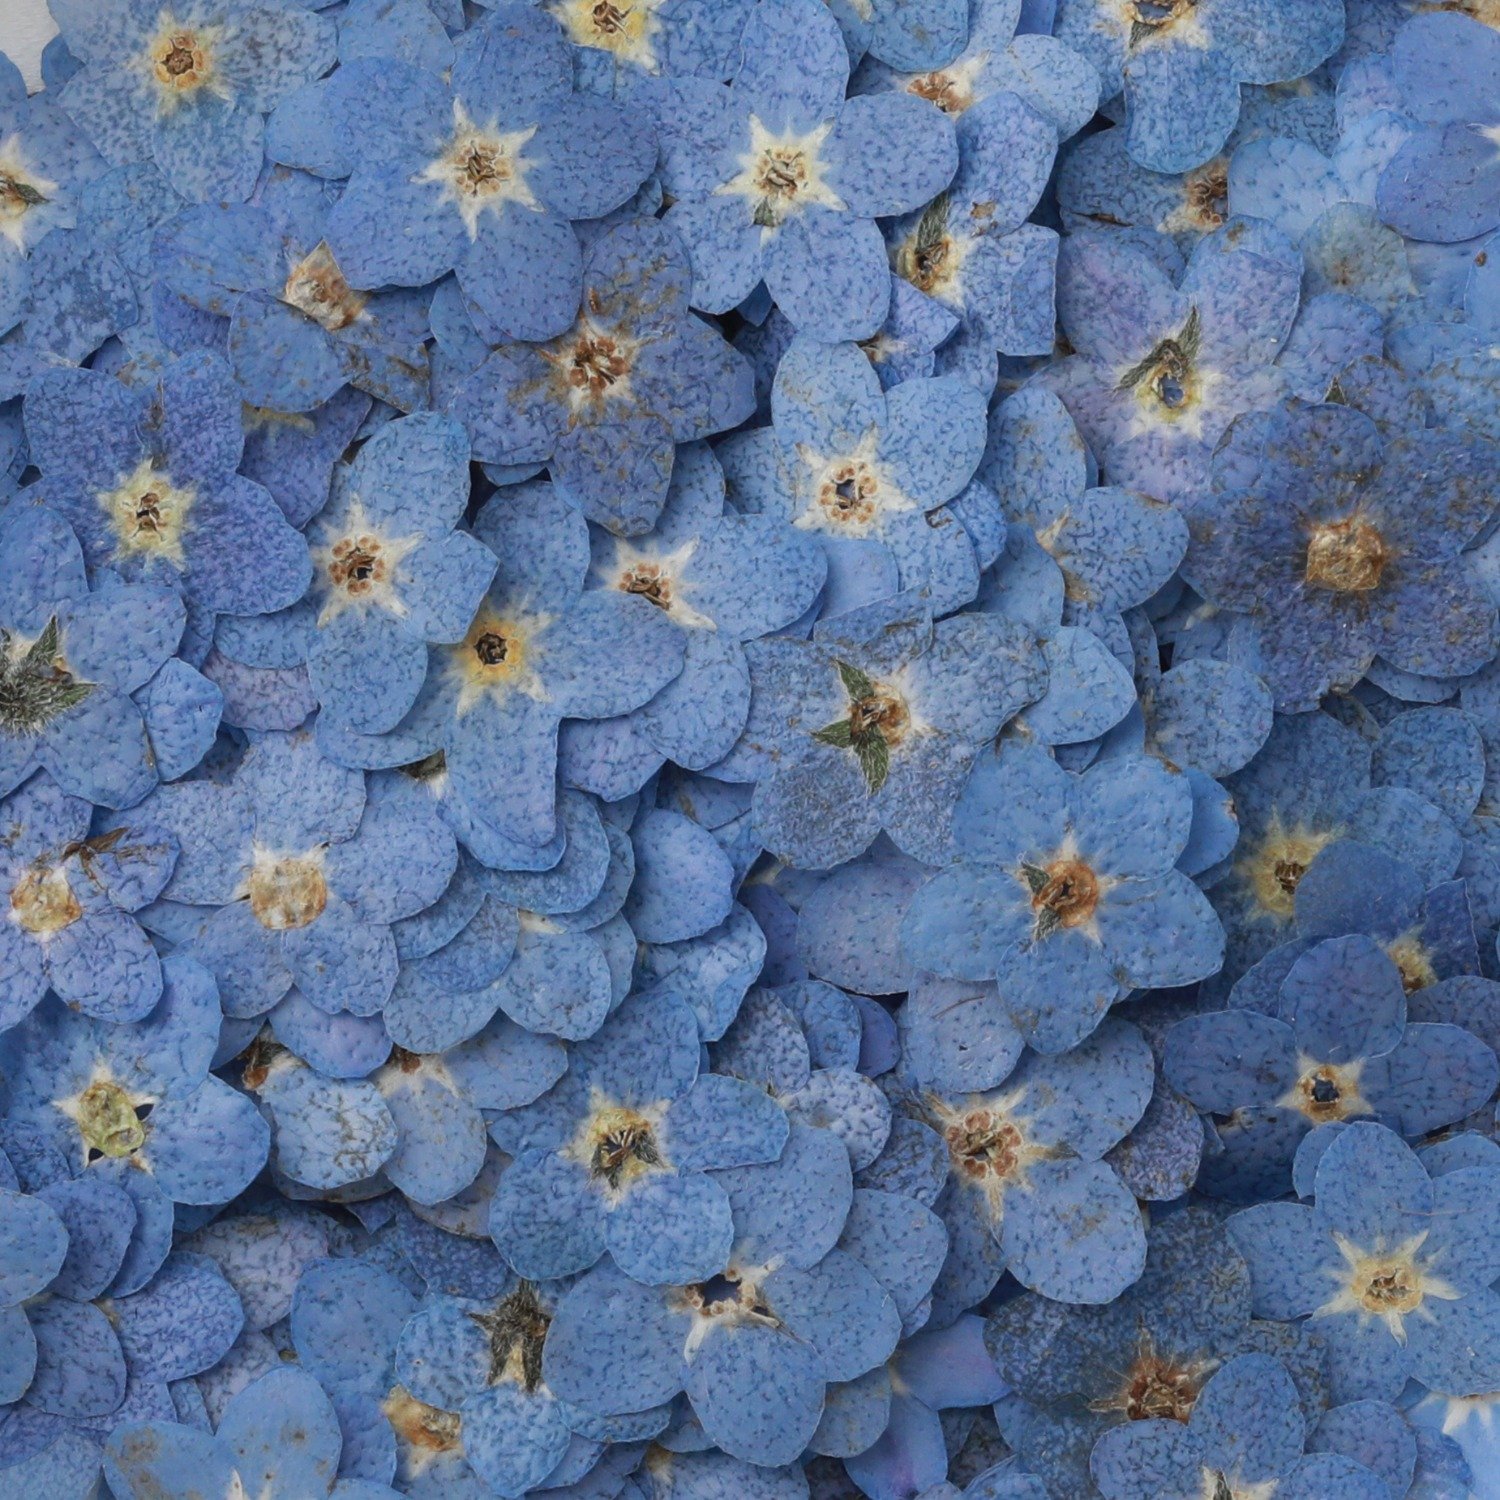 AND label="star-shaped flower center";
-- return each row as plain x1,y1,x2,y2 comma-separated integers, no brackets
541,318,638,413
929,1087,1063,1215
567,1095,667,1197
417,103,539,237
97,456,196,569
9,860,81,937
313,501,423,626
811,659,914,794
1019,844,1111,941
244,846,329,931
1318,1231,1461,1341
1238,815,1340,922
717,116,846,232
56,1069,155,1166
0,135,55,253
0,618,94,738
1280,1058,1372,1125
141,14,224,111
1304,516,1390,593
453,608,551,714
283,242,367,332
553,0,664,68
467,1282,551,1390
797,431,915,539
612,540,715,628
1090,1333,1216,1422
